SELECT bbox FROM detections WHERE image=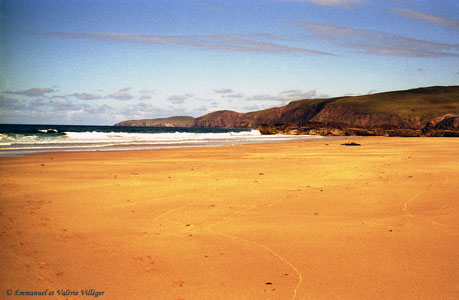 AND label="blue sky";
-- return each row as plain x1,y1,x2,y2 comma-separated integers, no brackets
1,0,458,125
